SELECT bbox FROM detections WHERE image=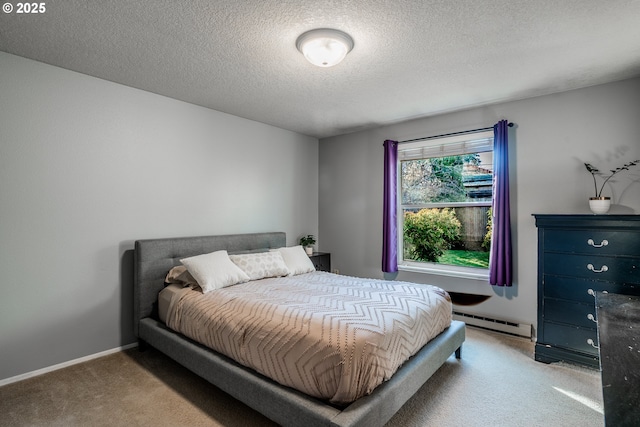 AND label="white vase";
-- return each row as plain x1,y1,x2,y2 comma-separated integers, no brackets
589,197,611,214
305,246,313,255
